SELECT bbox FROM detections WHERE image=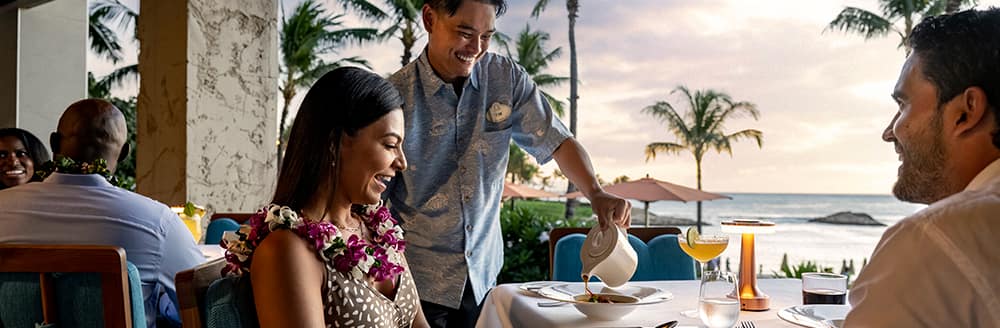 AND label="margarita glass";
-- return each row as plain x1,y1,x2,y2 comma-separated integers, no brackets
678,228,730,317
